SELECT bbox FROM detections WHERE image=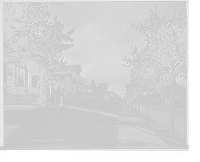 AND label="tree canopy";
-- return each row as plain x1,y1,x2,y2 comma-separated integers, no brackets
122,8,187,98
89,80,109,99
122,8,187,101
3,2,75,102
3,2,75,70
